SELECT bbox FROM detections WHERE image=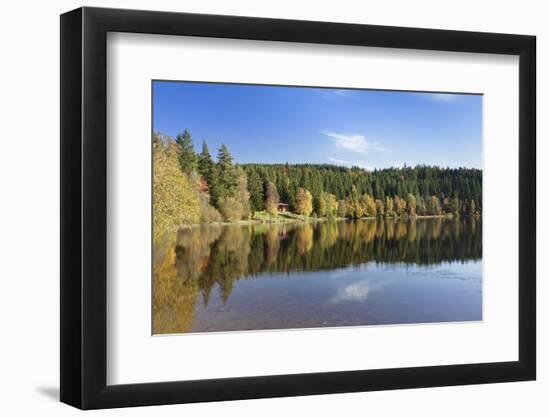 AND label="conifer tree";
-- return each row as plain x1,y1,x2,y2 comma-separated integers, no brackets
175,129,197,173
216,144,238,202
197,140,215,186
247,169,264,213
